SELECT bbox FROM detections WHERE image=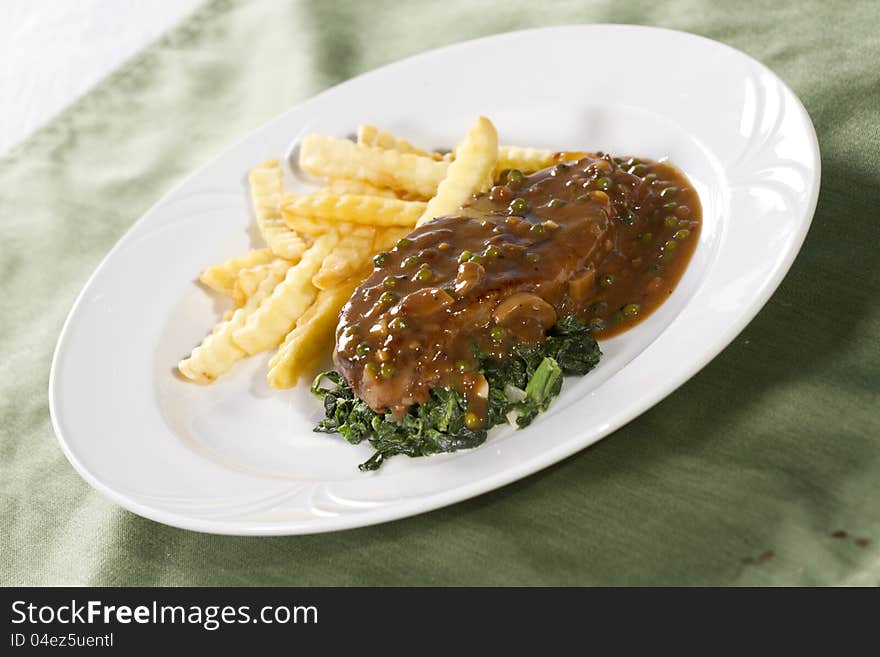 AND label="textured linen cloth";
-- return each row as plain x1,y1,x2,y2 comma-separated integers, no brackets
1,0,878,586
